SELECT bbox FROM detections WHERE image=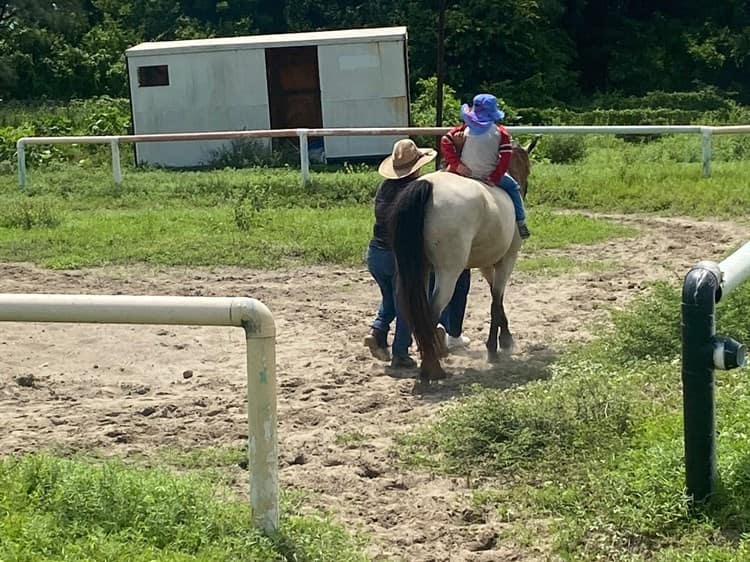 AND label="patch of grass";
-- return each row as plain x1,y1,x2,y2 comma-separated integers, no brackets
334,431,369,448
516,255,617,275
524,207,637,251
0,453,368,562
0,206,373,269
0,179,632,269
529,137,750,218
0,197,64,229
398,281,750,560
